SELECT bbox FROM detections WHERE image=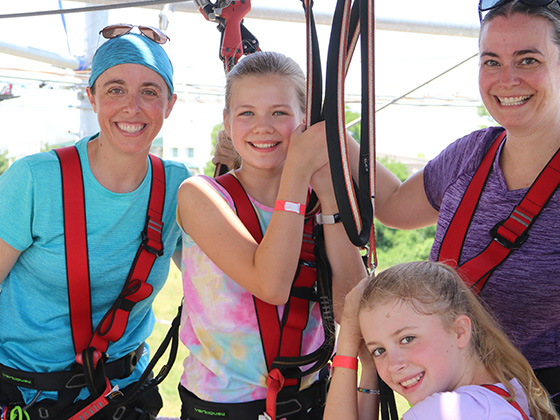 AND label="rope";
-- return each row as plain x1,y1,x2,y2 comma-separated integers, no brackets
0,0,188,19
